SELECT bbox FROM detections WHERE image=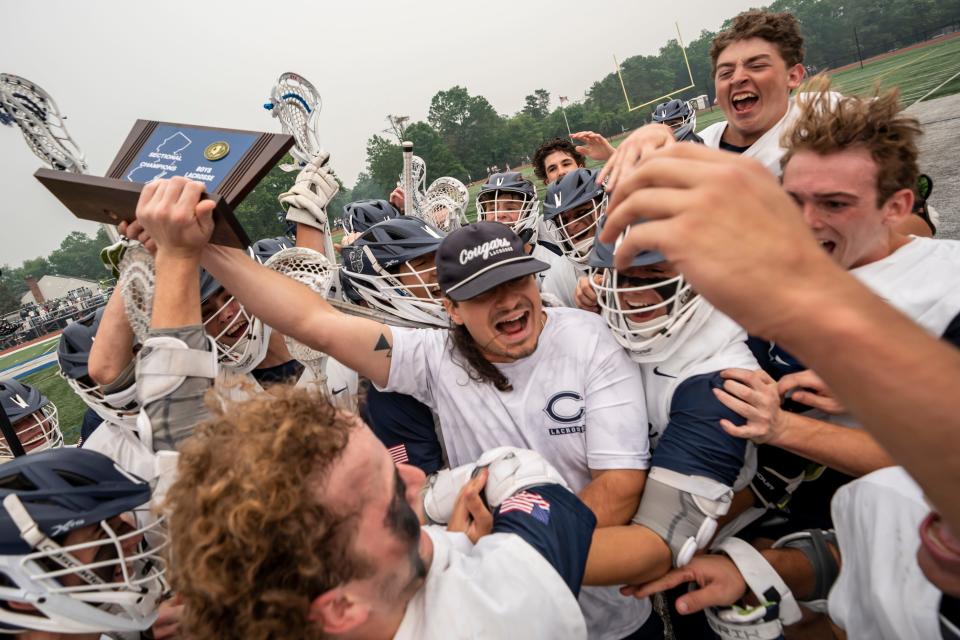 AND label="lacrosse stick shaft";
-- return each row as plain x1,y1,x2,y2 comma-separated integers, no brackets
327,297,433,329
402,141,414,217
0,407,26,458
